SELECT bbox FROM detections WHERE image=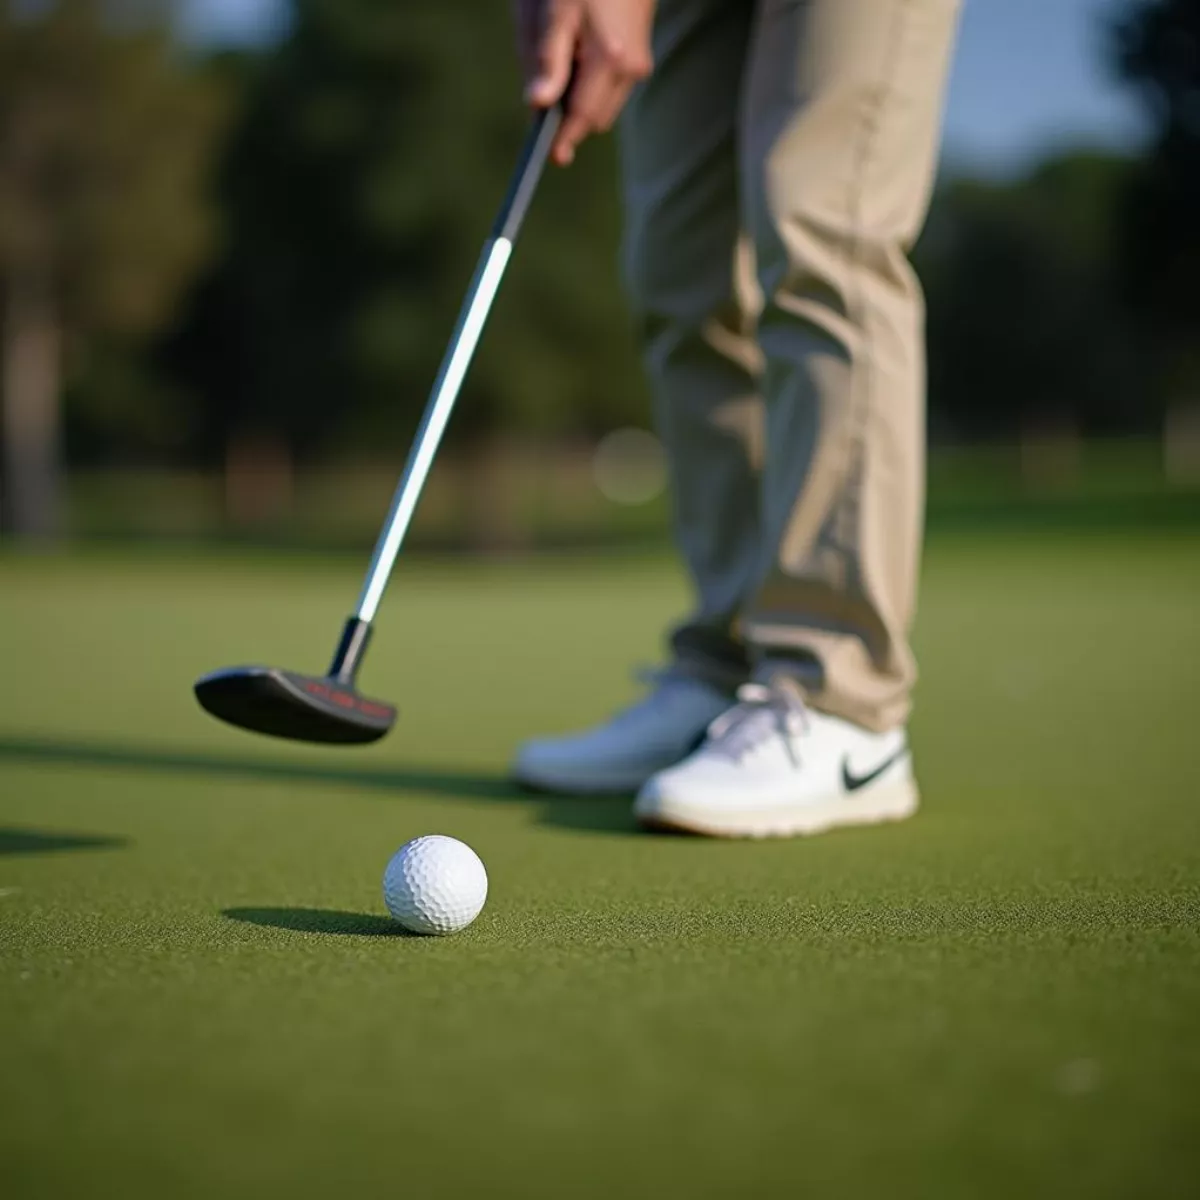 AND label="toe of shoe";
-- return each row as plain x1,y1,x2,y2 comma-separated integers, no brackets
633,769,686,817
510,739,561,785
633,762,756,833
633,774,721,835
